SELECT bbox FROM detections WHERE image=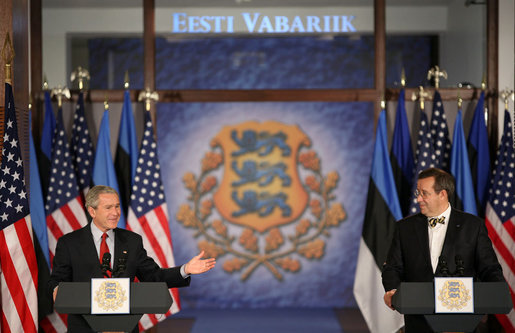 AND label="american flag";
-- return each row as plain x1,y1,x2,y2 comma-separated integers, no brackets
70,92,94,197
127,111,181,331
485,109,515,332
42,108,88,333
0,82,38,333
408,108,436,214
429,91,451,170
